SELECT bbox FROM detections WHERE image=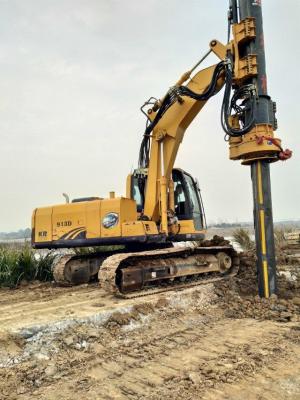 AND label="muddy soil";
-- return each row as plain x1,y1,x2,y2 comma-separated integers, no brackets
0,253,299,400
